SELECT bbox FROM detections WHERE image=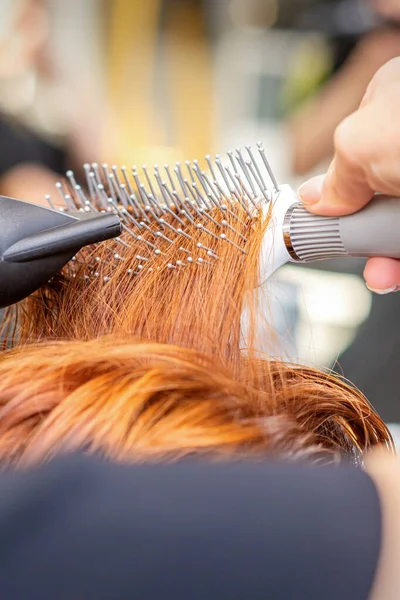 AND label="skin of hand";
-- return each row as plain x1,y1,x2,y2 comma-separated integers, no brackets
0,163,63,207
366,448,400,600
289,28,400,176
371,0,400,21
298,57,400,294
